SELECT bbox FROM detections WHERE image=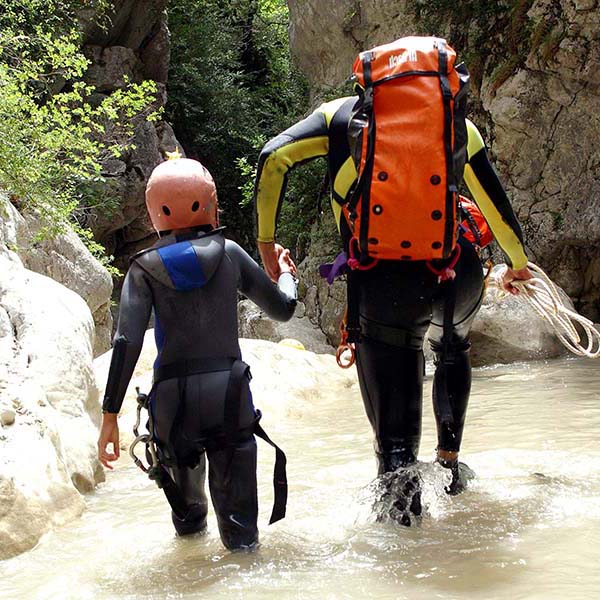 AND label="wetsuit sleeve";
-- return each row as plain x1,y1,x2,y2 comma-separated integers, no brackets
102,262,153,413
227,241,297,321
254,108,330,243
463,120,528,269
